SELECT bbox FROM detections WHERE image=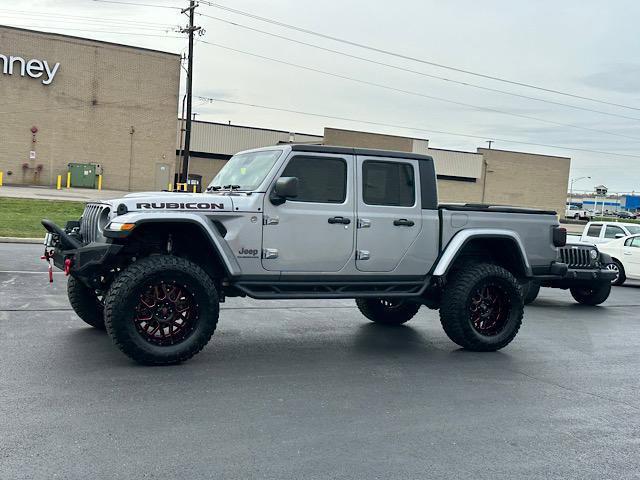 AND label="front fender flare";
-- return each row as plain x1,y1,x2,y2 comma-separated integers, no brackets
432,229,532,277
104,212,242,277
